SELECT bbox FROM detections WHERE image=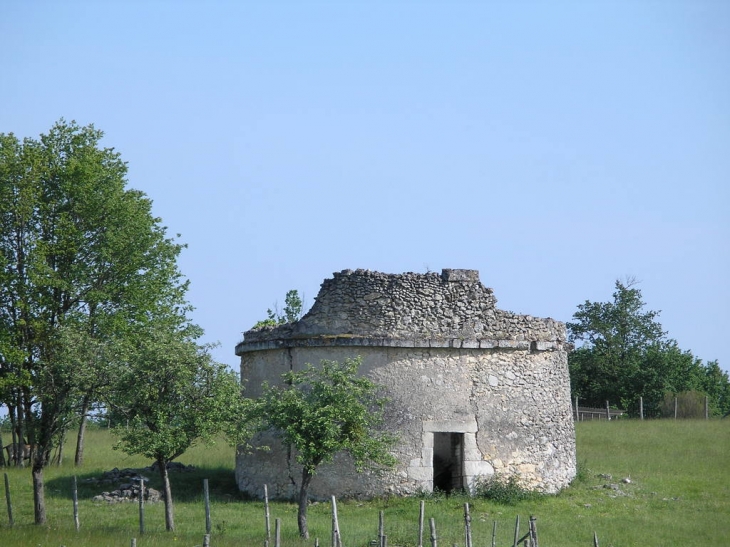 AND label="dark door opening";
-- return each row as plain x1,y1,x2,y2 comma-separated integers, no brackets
433,432,464,493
